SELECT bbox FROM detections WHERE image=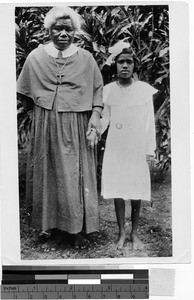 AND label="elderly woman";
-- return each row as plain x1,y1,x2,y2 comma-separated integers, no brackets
17,6,103,248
